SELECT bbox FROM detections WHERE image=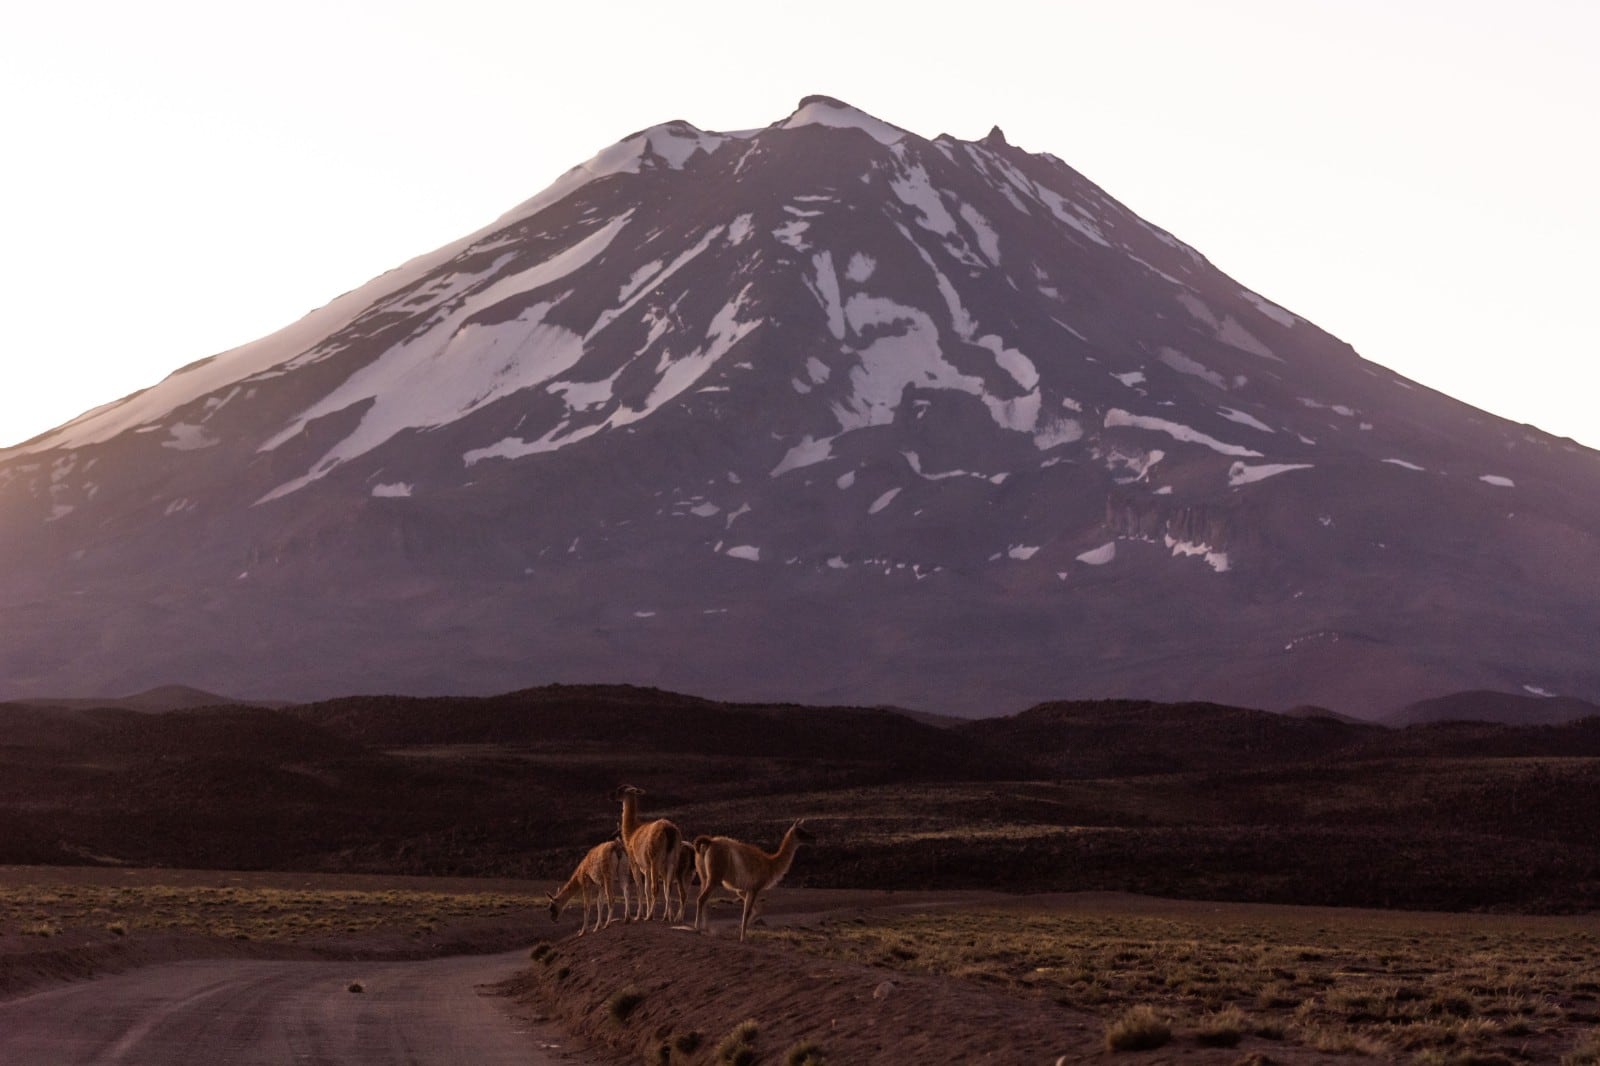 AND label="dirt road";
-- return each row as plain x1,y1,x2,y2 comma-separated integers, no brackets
0,948,589,1065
